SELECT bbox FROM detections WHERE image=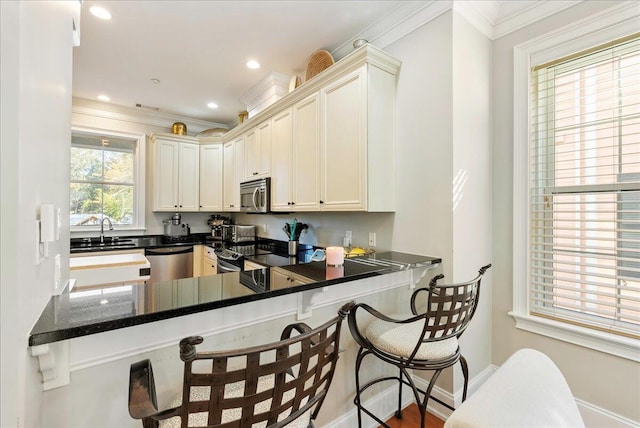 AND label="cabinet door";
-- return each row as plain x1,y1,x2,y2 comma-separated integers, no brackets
222,140,237,210
293,93,321,211
178,143,200,211
202,258,217,276
244,127,257,180
321,67,367,210
245,121,272,180
233,136,245,207
270,108,293,211
153,140,179,211
199,144,223,211
256,119,271,177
